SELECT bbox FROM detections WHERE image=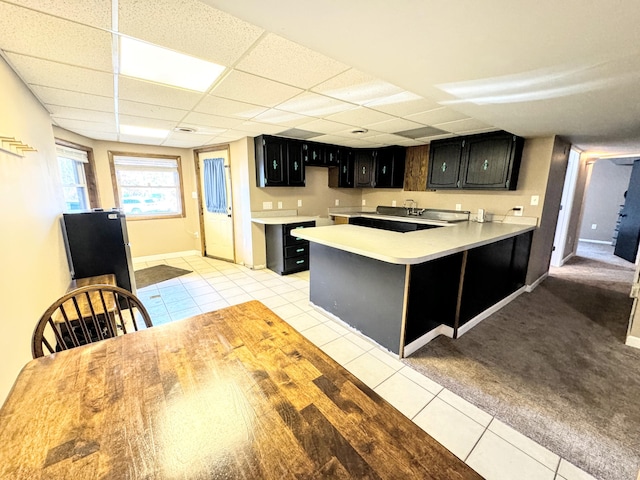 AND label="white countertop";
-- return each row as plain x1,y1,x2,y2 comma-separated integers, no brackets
331,212,454,226
294,221,535,265
251,216,318,225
